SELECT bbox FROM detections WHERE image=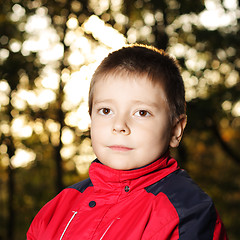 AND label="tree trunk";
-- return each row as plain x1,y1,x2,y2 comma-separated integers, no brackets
5,136,16,240
7,165,14,240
